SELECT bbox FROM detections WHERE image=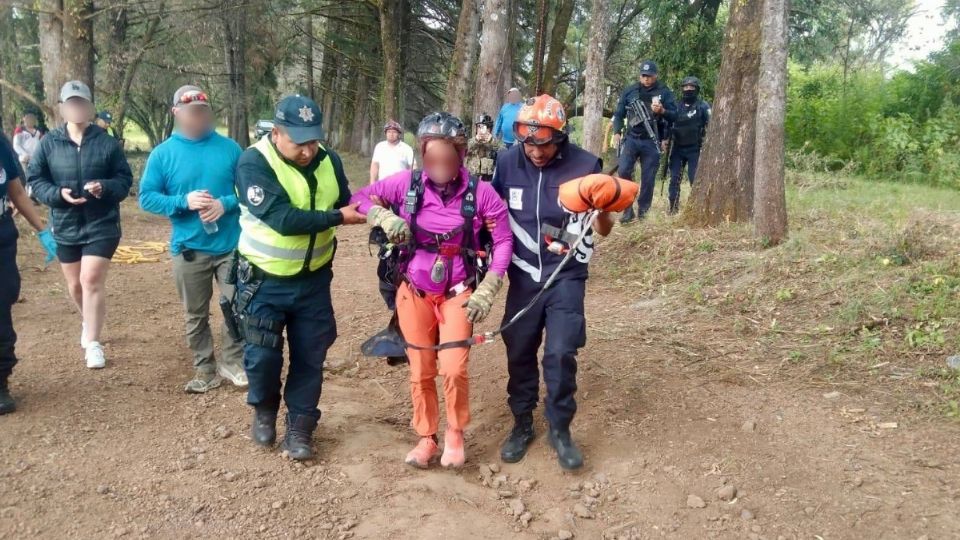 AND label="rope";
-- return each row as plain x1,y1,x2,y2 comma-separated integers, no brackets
113,242,168,264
